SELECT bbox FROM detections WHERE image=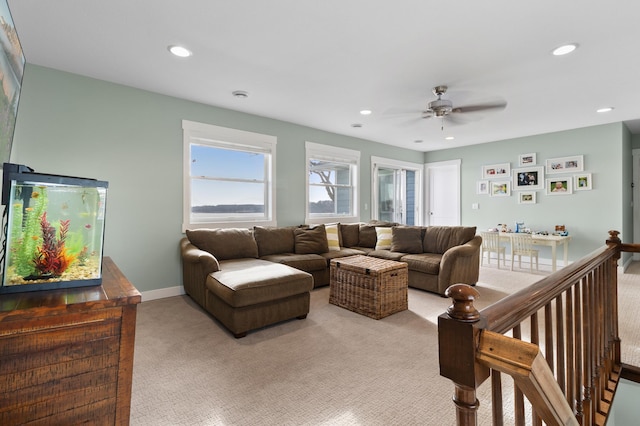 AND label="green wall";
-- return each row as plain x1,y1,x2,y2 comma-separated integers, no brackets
425,123,632,262
11,64,634,294
11,65,423,294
